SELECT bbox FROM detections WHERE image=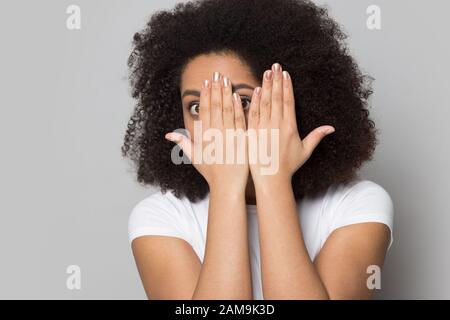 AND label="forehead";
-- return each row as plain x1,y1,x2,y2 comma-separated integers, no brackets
180,53,258,90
